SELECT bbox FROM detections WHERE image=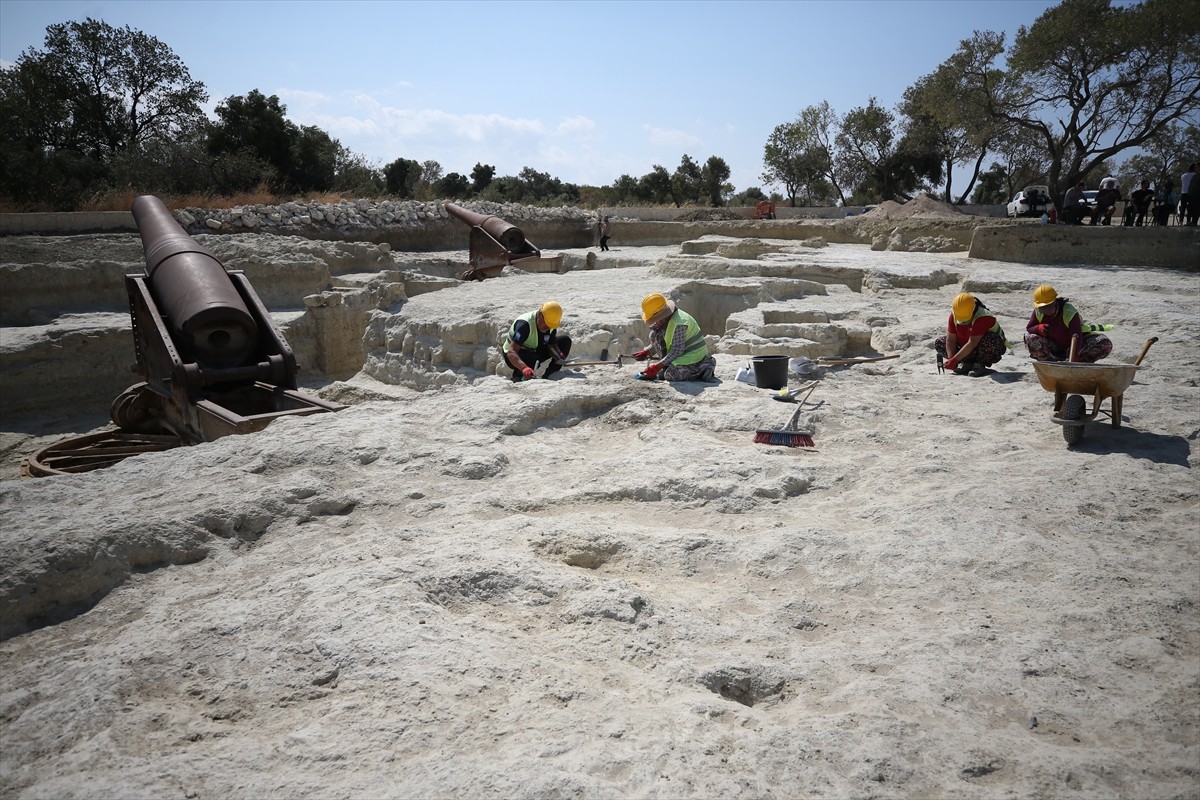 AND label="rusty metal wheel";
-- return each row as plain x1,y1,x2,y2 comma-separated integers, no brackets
110,383,168,431
21,430,185,478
